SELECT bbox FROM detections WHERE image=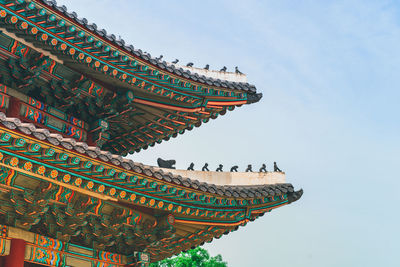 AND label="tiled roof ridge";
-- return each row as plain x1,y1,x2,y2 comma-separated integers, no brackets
38,0,262,102
0,112,302,201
